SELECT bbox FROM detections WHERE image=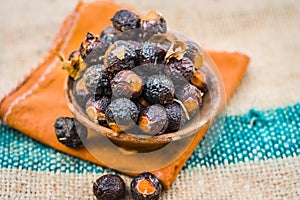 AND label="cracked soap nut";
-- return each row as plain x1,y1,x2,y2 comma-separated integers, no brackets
111,9,141,32
190,69,208,93
73,78,91,108
142,10,167,39
138,105,168,135
111,70,143,99
105,98,139,133
184,40,204,69
143,74,175,105
79,32,101,59
176,83,203,117
165,102,188,132
93,174,126,200
85,96,111,124
131,172,162,200
83,64,113,96
54,117,87,148
104,40,140,73
166,57,195,81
